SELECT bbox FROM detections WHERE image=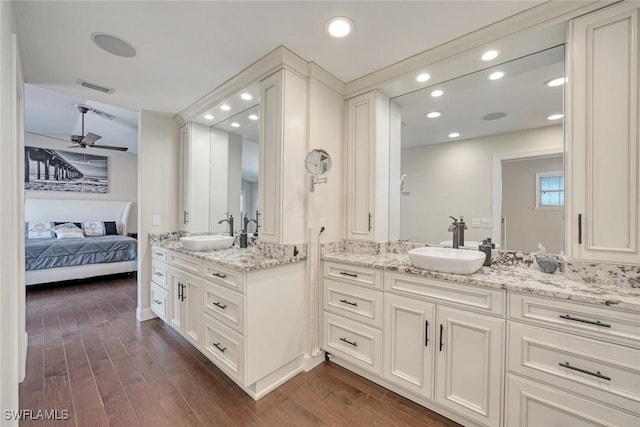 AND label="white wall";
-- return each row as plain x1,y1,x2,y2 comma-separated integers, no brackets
227,133,242,231
209,128,230,233
24,132,138,232
0,2,23,423
241,179,258,233
400,125,563,244
307,77,344,355
137,111,178,321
